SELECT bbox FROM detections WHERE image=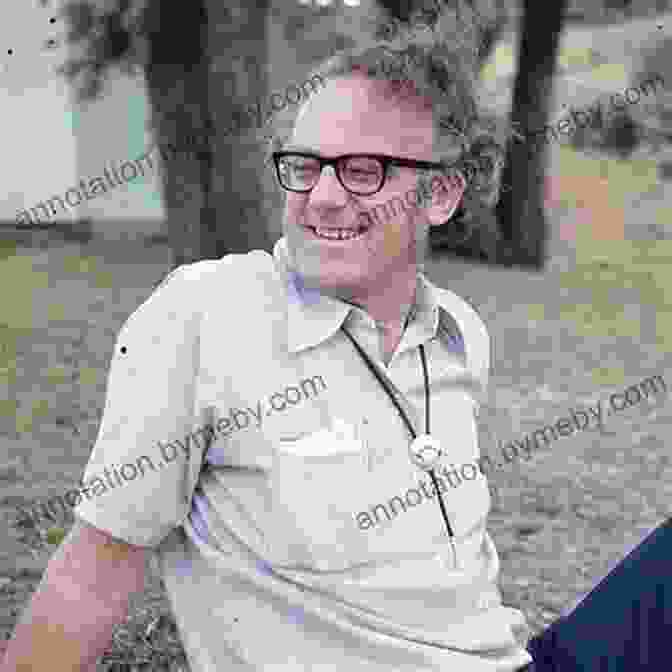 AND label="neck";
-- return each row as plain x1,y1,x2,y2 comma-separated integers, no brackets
347,265,418,344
